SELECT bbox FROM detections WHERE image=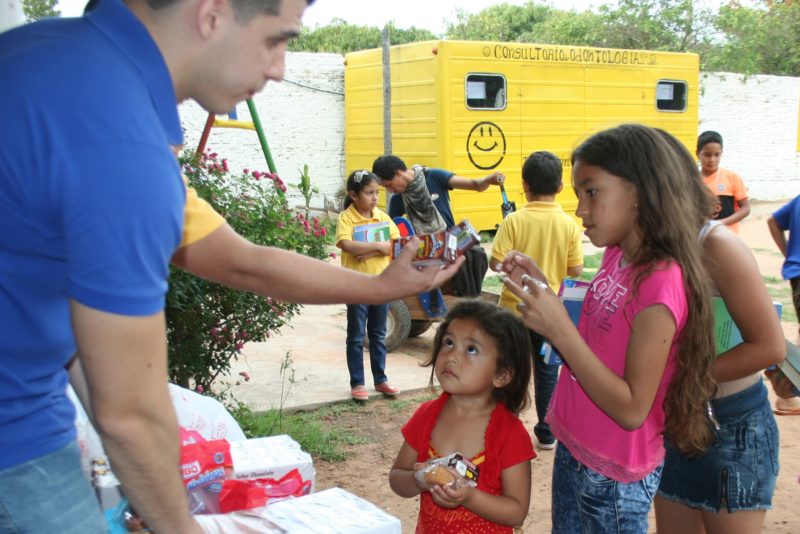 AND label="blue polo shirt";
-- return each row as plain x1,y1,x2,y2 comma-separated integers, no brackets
388,167,456,228
0,0,184,469
772,195,800,280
